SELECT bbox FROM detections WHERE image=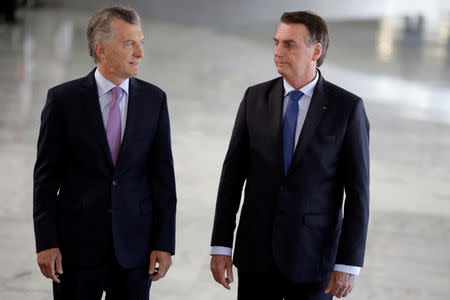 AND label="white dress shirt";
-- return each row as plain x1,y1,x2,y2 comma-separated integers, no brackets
94,68,129,139
211,72,361,275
